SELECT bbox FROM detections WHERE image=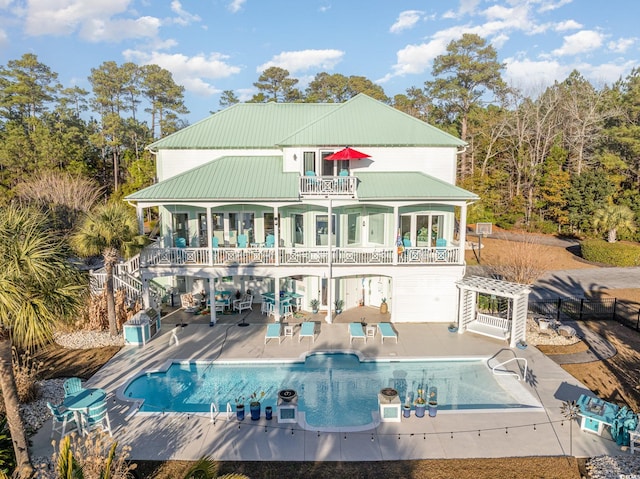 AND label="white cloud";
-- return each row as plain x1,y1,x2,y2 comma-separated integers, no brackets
170,0,201,26
235,88,254,102
552,30,604,56
256,49,344,74
390,10,423,34
385,39,448,78
581,60,638,85
538,0,573,13
0,28,7,47
318,4,331,13
81,16,160,42
608,37,636,54
123,50,241,96
228,0,245,13
504,57,569,90
554,20,581,32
